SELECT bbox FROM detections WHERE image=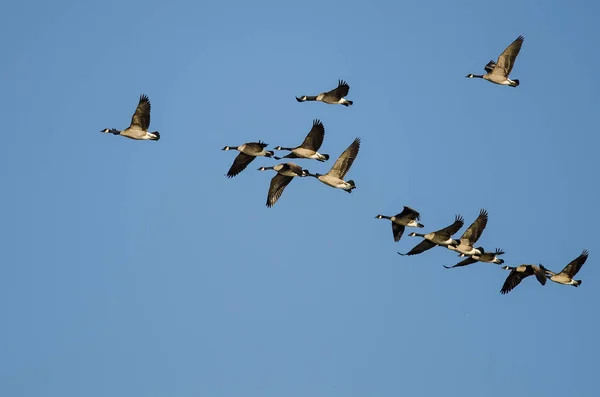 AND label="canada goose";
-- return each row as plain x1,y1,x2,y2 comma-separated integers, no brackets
398,215,464,256
500,264,547,295
296,80,353,106
101,94,160,141
443,248,505,268
306,137,360,193
447,209,488,256
222,141,274,178
466,35,524,87
375,206,424,242
273,119,330,162
258,162,309,207
543,250,589,287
